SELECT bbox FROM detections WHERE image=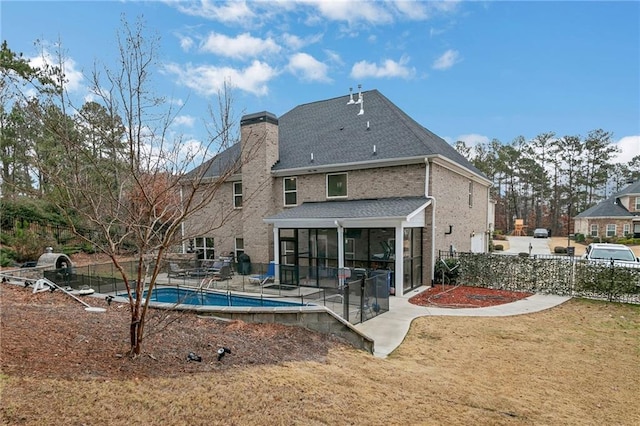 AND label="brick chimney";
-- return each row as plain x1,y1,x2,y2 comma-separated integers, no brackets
239,112,279,264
